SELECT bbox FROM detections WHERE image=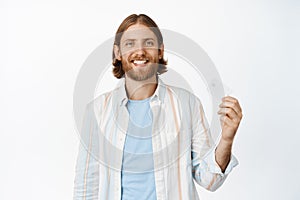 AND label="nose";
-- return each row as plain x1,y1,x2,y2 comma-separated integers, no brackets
133,42,146,55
